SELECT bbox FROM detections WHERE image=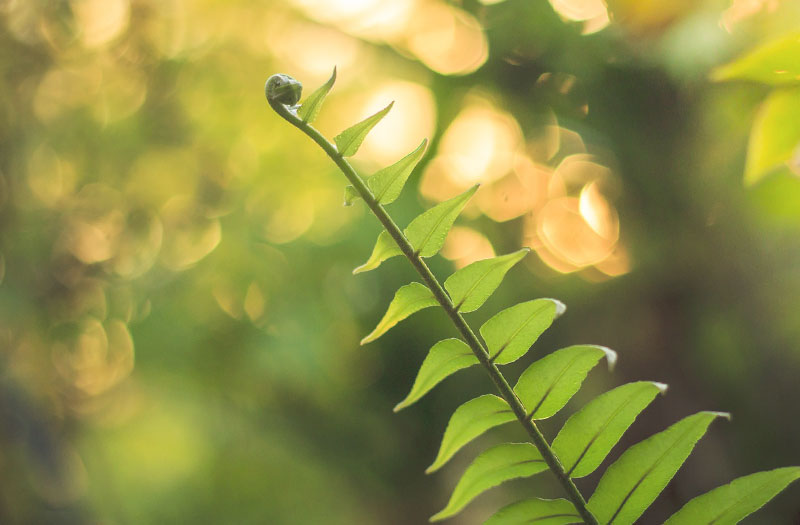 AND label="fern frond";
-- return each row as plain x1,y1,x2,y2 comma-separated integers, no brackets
267,70,799,525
